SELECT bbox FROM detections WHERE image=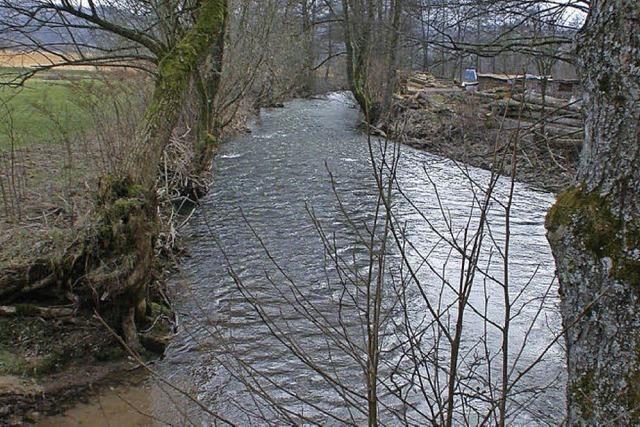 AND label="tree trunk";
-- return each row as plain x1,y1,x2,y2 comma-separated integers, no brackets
545,0,640,424
137,0,227,184
341,0,376,122
300,0,316,95
116,0,227,350
382,0,401,116
195,1,228,174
